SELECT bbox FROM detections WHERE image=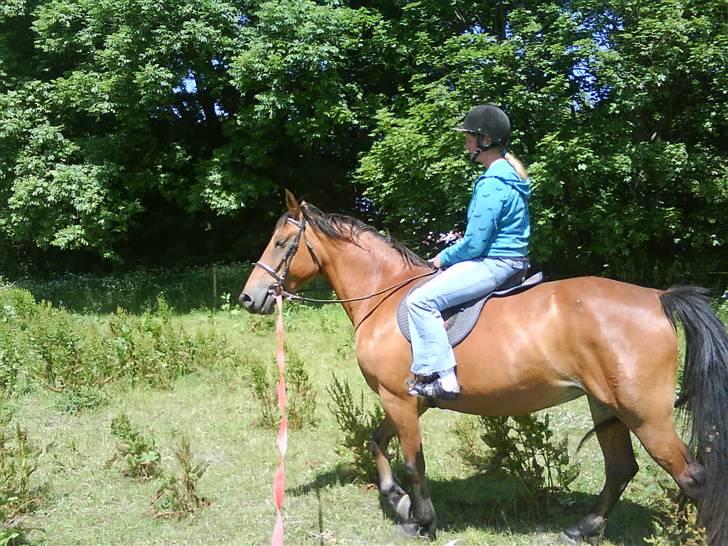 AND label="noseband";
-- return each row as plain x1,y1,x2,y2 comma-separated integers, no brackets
254,217,321,294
